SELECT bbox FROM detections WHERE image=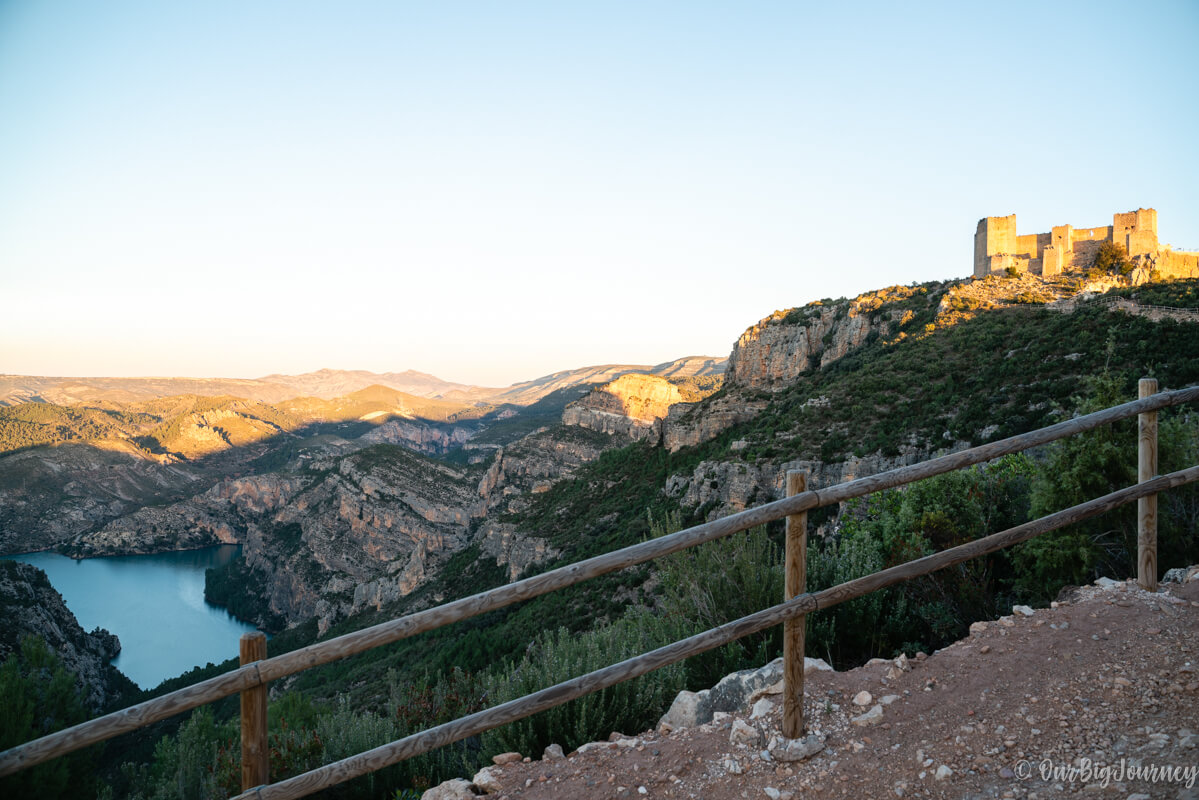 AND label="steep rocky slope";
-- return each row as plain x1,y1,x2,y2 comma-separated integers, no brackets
563,374,687,442
0,441,208,553
725,284,934,389
0,560,132,710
